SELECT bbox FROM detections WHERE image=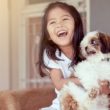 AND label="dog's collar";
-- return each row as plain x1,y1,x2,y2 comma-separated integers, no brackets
102,57,110,61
